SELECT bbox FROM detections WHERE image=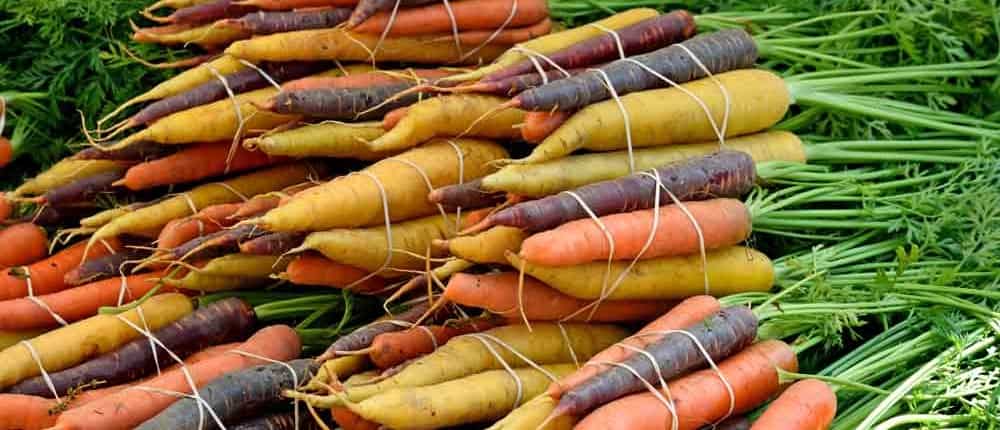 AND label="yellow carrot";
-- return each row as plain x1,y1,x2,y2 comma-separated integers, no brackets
247,121,394,160
133,22,250,47
13,159,126,197
446,226,526,264
487,395,574,430
164,254,288,292
0,329,45,351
